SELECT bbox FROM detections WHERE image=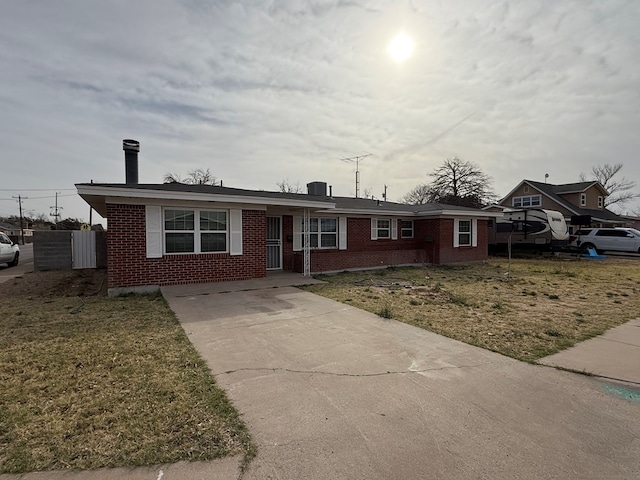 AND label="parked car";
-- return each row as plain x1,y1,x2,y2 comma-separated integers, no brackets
569,227,640,254
0,232,20,267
